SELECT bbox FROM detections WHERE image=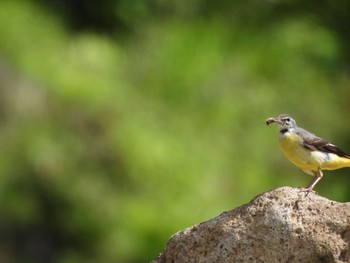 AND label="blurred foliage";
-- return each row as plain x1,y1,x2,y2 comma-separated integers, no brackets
0,0,350,262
